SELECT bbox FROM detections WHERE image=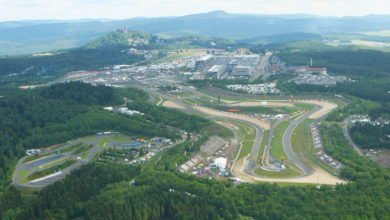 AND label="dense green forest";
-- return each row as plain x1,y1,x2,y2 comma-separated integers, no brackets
84,30,153,49
350,123,390,149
